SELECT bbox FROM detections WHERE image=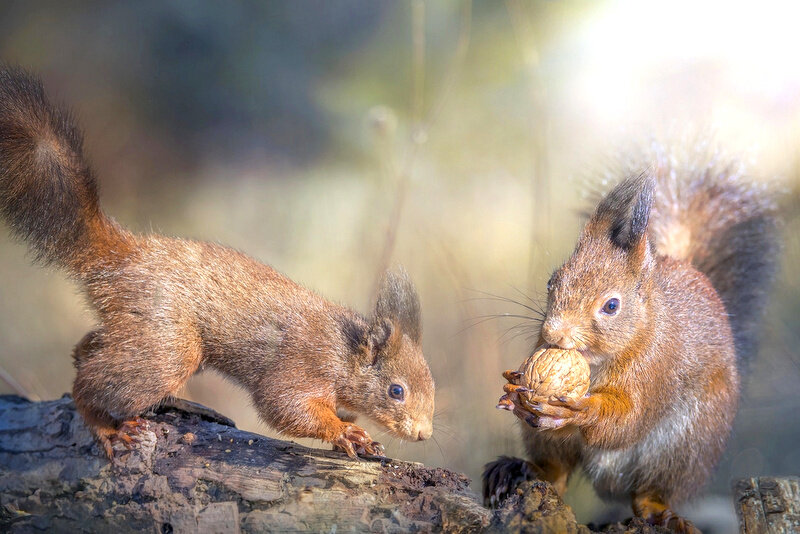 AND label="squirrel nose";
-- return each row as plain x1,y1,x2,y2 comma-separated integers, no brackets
416,423,433,441
542,318,576,349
